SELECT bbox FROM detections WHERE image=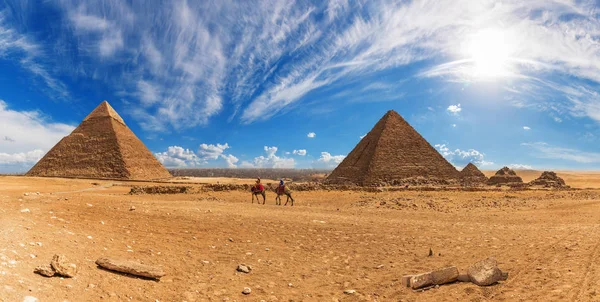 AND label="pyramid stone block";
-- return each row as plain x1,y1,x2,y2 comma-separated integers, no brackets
326,110,459,186
26,101,171,180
